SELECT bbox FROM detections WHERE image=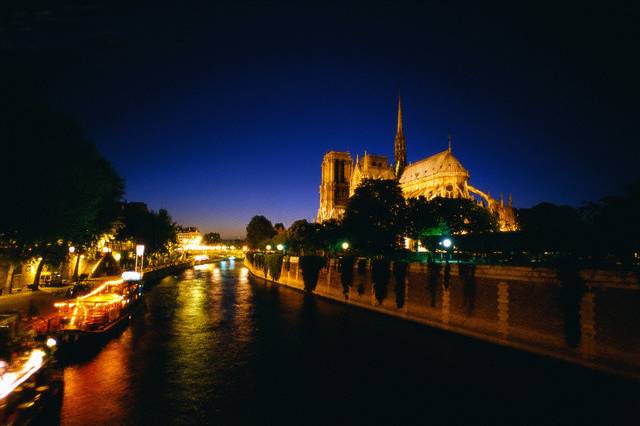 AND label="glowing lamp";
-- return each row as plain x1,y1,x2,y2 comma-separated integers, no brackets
69,246,76,253
442,238,452,249
113,252,122,262
122,271,142,281
266,245,272,251
341,242,349,250
46,337,57,348
136,245,145,256
276,244,284,251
